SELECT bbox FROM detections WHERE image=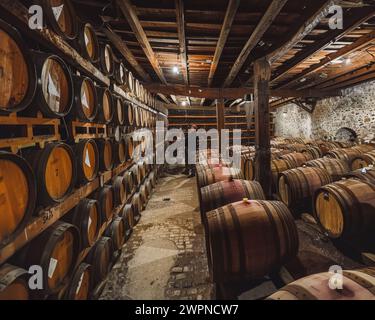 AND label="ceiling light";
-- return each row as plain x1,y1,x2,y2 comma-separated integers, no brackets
299,78,307,83
181,101,187,107
173,66,179,74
